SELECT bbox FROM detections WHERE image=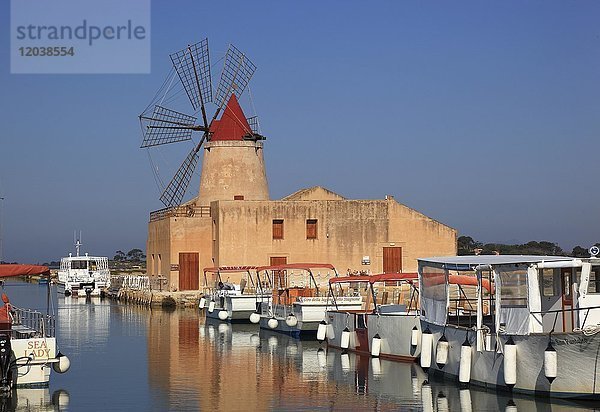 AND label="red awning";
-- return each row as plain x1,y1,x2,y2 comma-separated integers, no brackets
370,273,418,283
203,266,257,274
329,275,374,284
256,263,336,273
0,264,50,278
